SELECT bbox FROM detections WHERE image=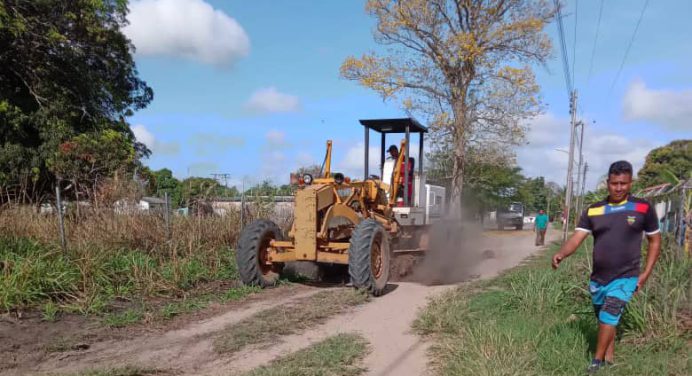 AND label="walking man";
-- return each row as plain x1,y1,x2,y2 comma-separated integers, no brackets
551,161,661,374
534,209,549,246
